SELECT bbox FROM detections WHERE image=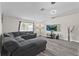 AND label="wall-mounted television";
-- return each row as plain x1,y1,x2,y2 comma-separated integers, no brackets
46,25,57,31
